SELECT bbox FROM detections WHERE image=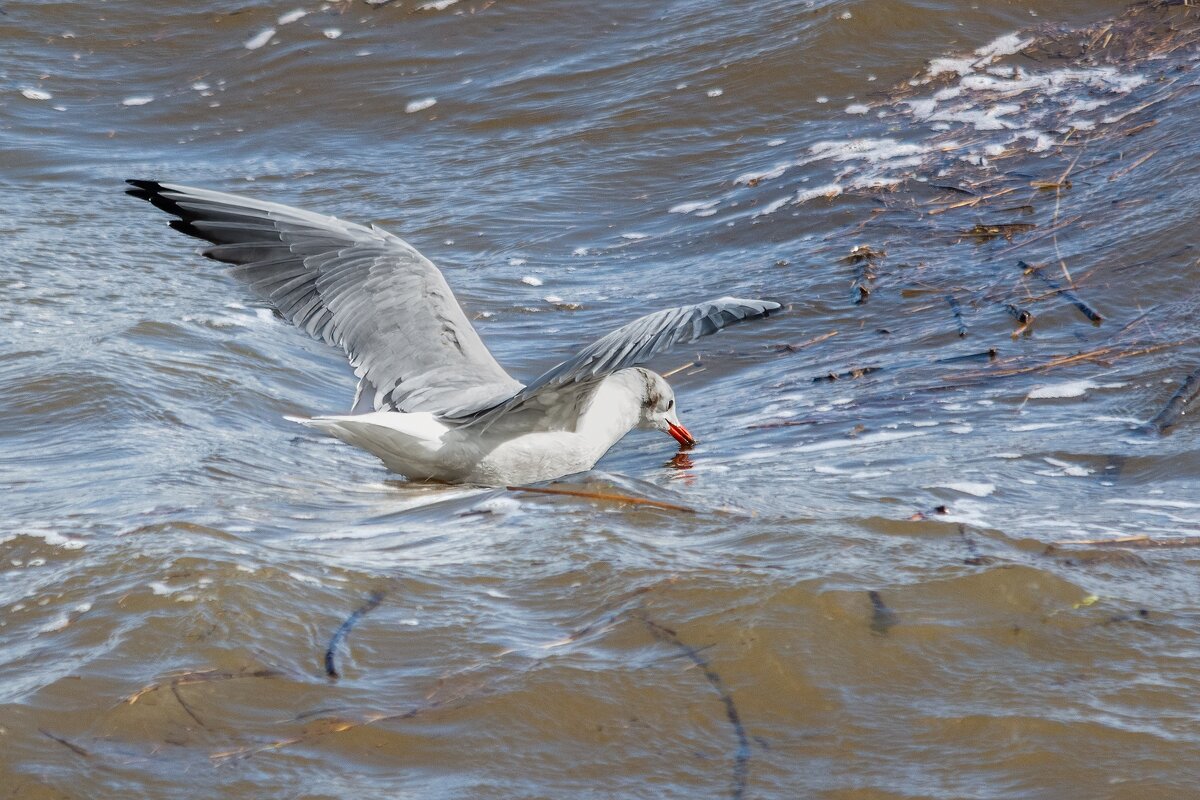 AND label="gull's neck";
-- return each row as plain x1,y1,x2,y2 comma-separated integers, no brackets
575,371,643,456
